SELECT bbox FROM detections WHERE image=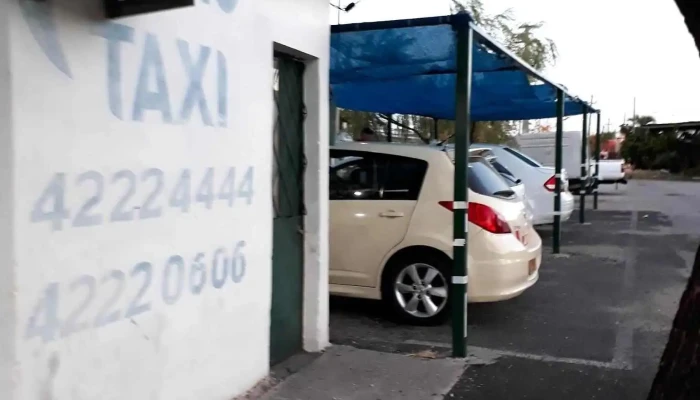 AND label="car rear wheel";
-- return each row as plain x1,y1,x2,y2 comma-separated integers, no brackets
382,255,450,326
